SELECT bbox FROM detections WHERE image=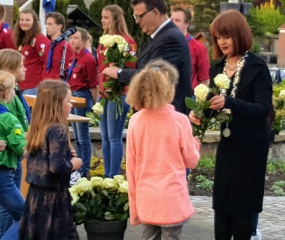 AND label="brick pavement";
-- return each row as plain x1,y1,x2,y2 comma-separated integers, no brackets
77,196,285,240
